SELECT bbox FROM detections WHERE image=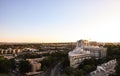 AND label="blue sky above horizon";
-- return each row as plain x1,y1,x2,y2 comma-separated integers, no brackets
0,0,120,43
